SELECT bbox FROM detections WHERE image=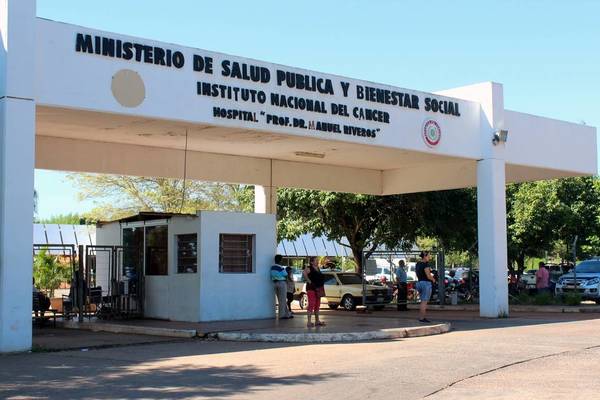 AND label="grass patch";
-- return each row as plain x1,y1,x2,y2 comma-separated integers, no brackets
533,291,554,305
563,293,582,306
